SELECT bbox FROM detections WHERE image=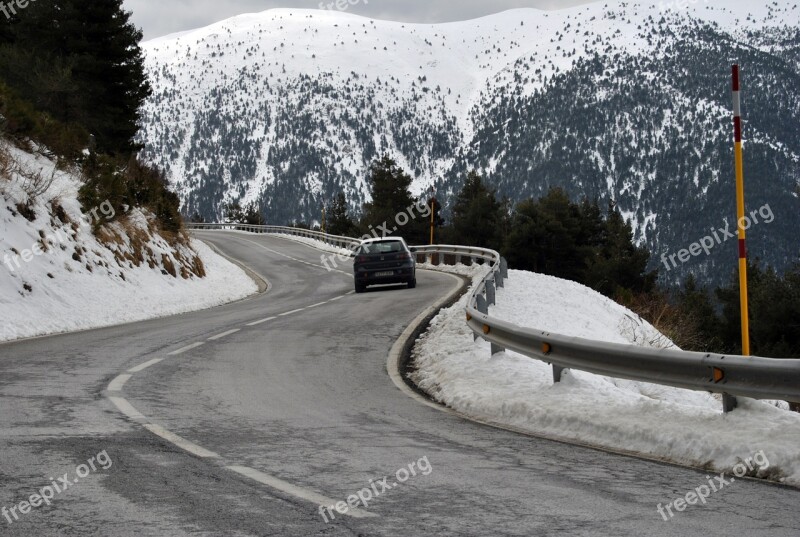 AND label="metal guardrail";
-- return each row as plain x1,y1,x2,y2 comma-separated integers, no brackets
187,223,360,251
458,250,800,411
189,224,800,411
